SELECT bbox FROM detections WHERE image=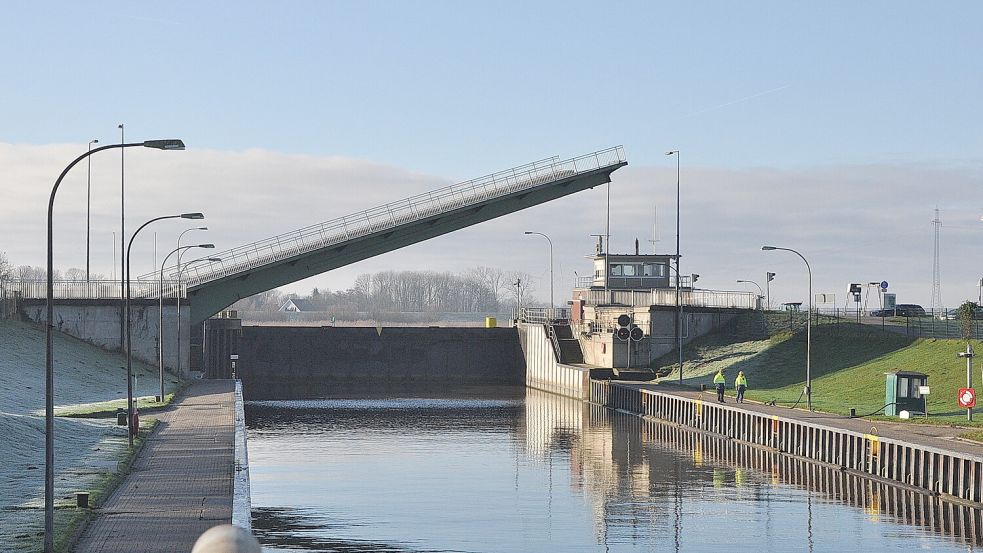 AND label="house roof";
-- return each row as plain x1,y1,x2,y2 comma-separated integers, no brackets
282,298,317,311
